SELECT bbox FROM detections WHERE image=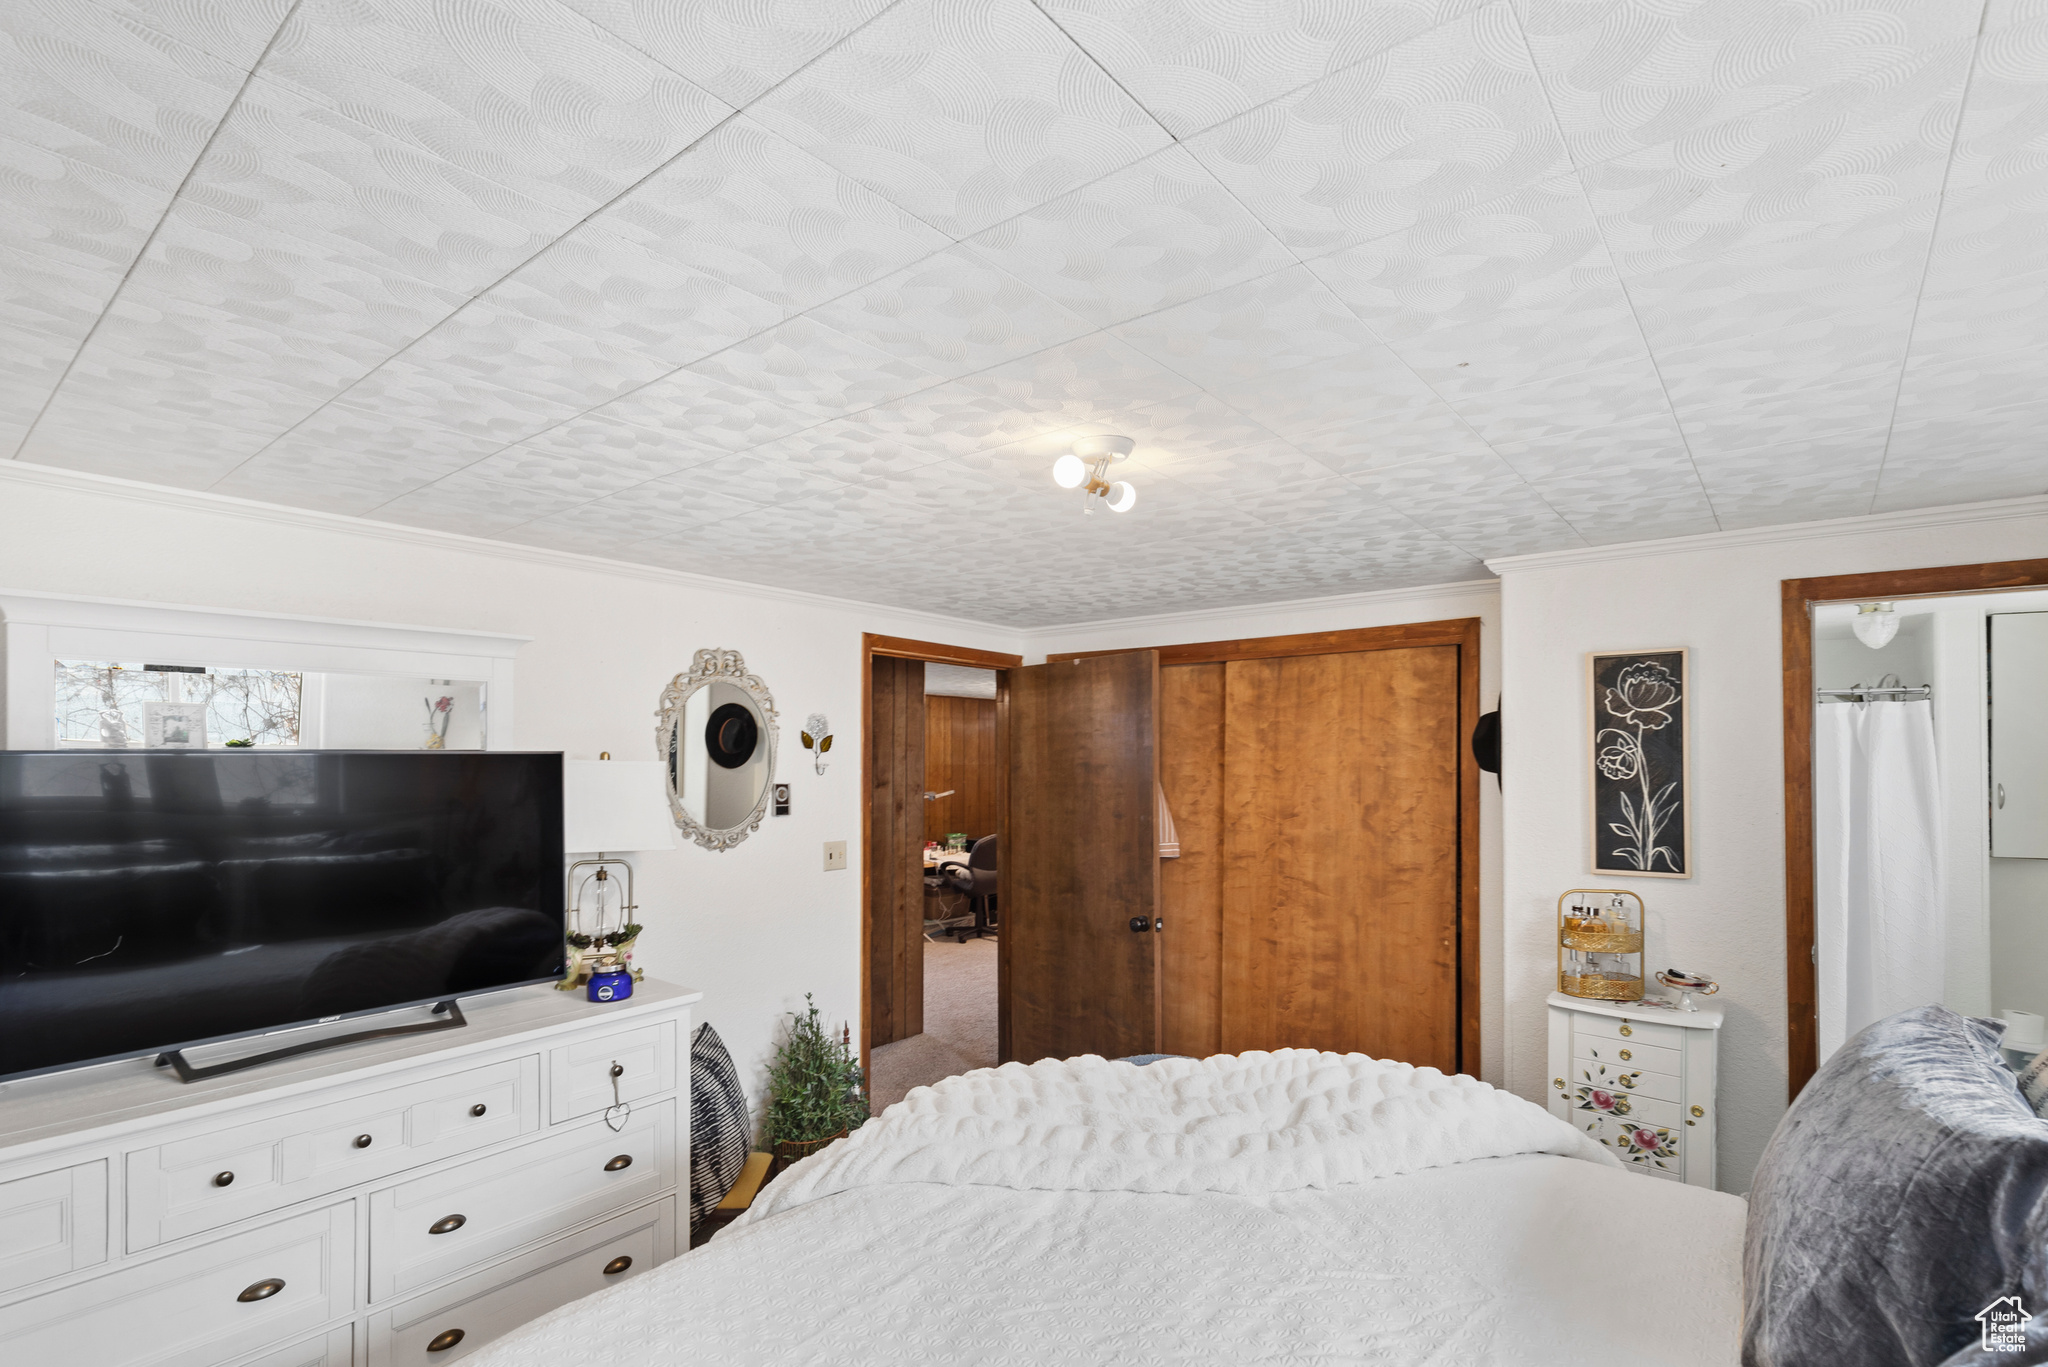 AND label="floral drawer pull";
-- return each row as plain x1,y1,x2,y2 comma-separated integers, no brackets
1618,1023,1633,1037
1691,1105,1705,1118
1617,1071,1641,1089
1618,1048,1632,1060
1553,1078,1565,1090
